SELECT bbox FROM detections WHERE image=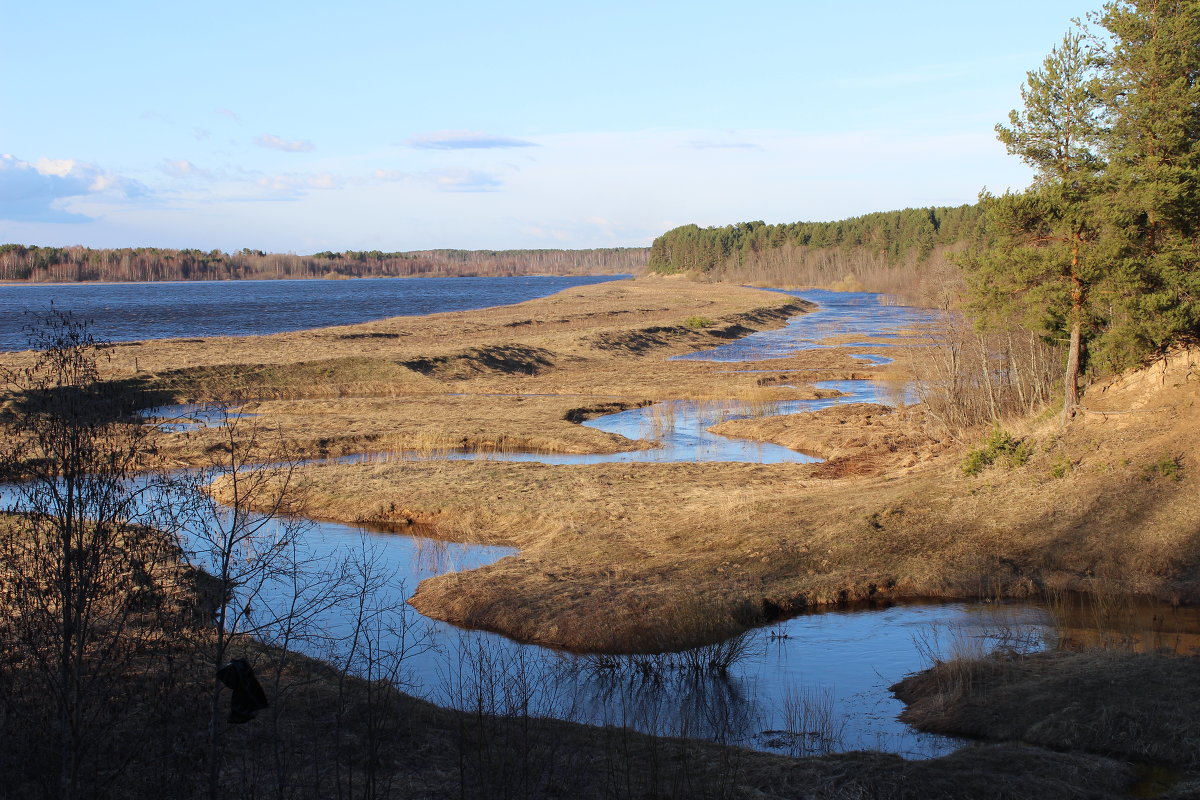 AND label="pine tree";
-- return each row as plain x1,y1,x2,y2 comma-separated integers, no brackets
1091,0,1200,367
966,31,1105,422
